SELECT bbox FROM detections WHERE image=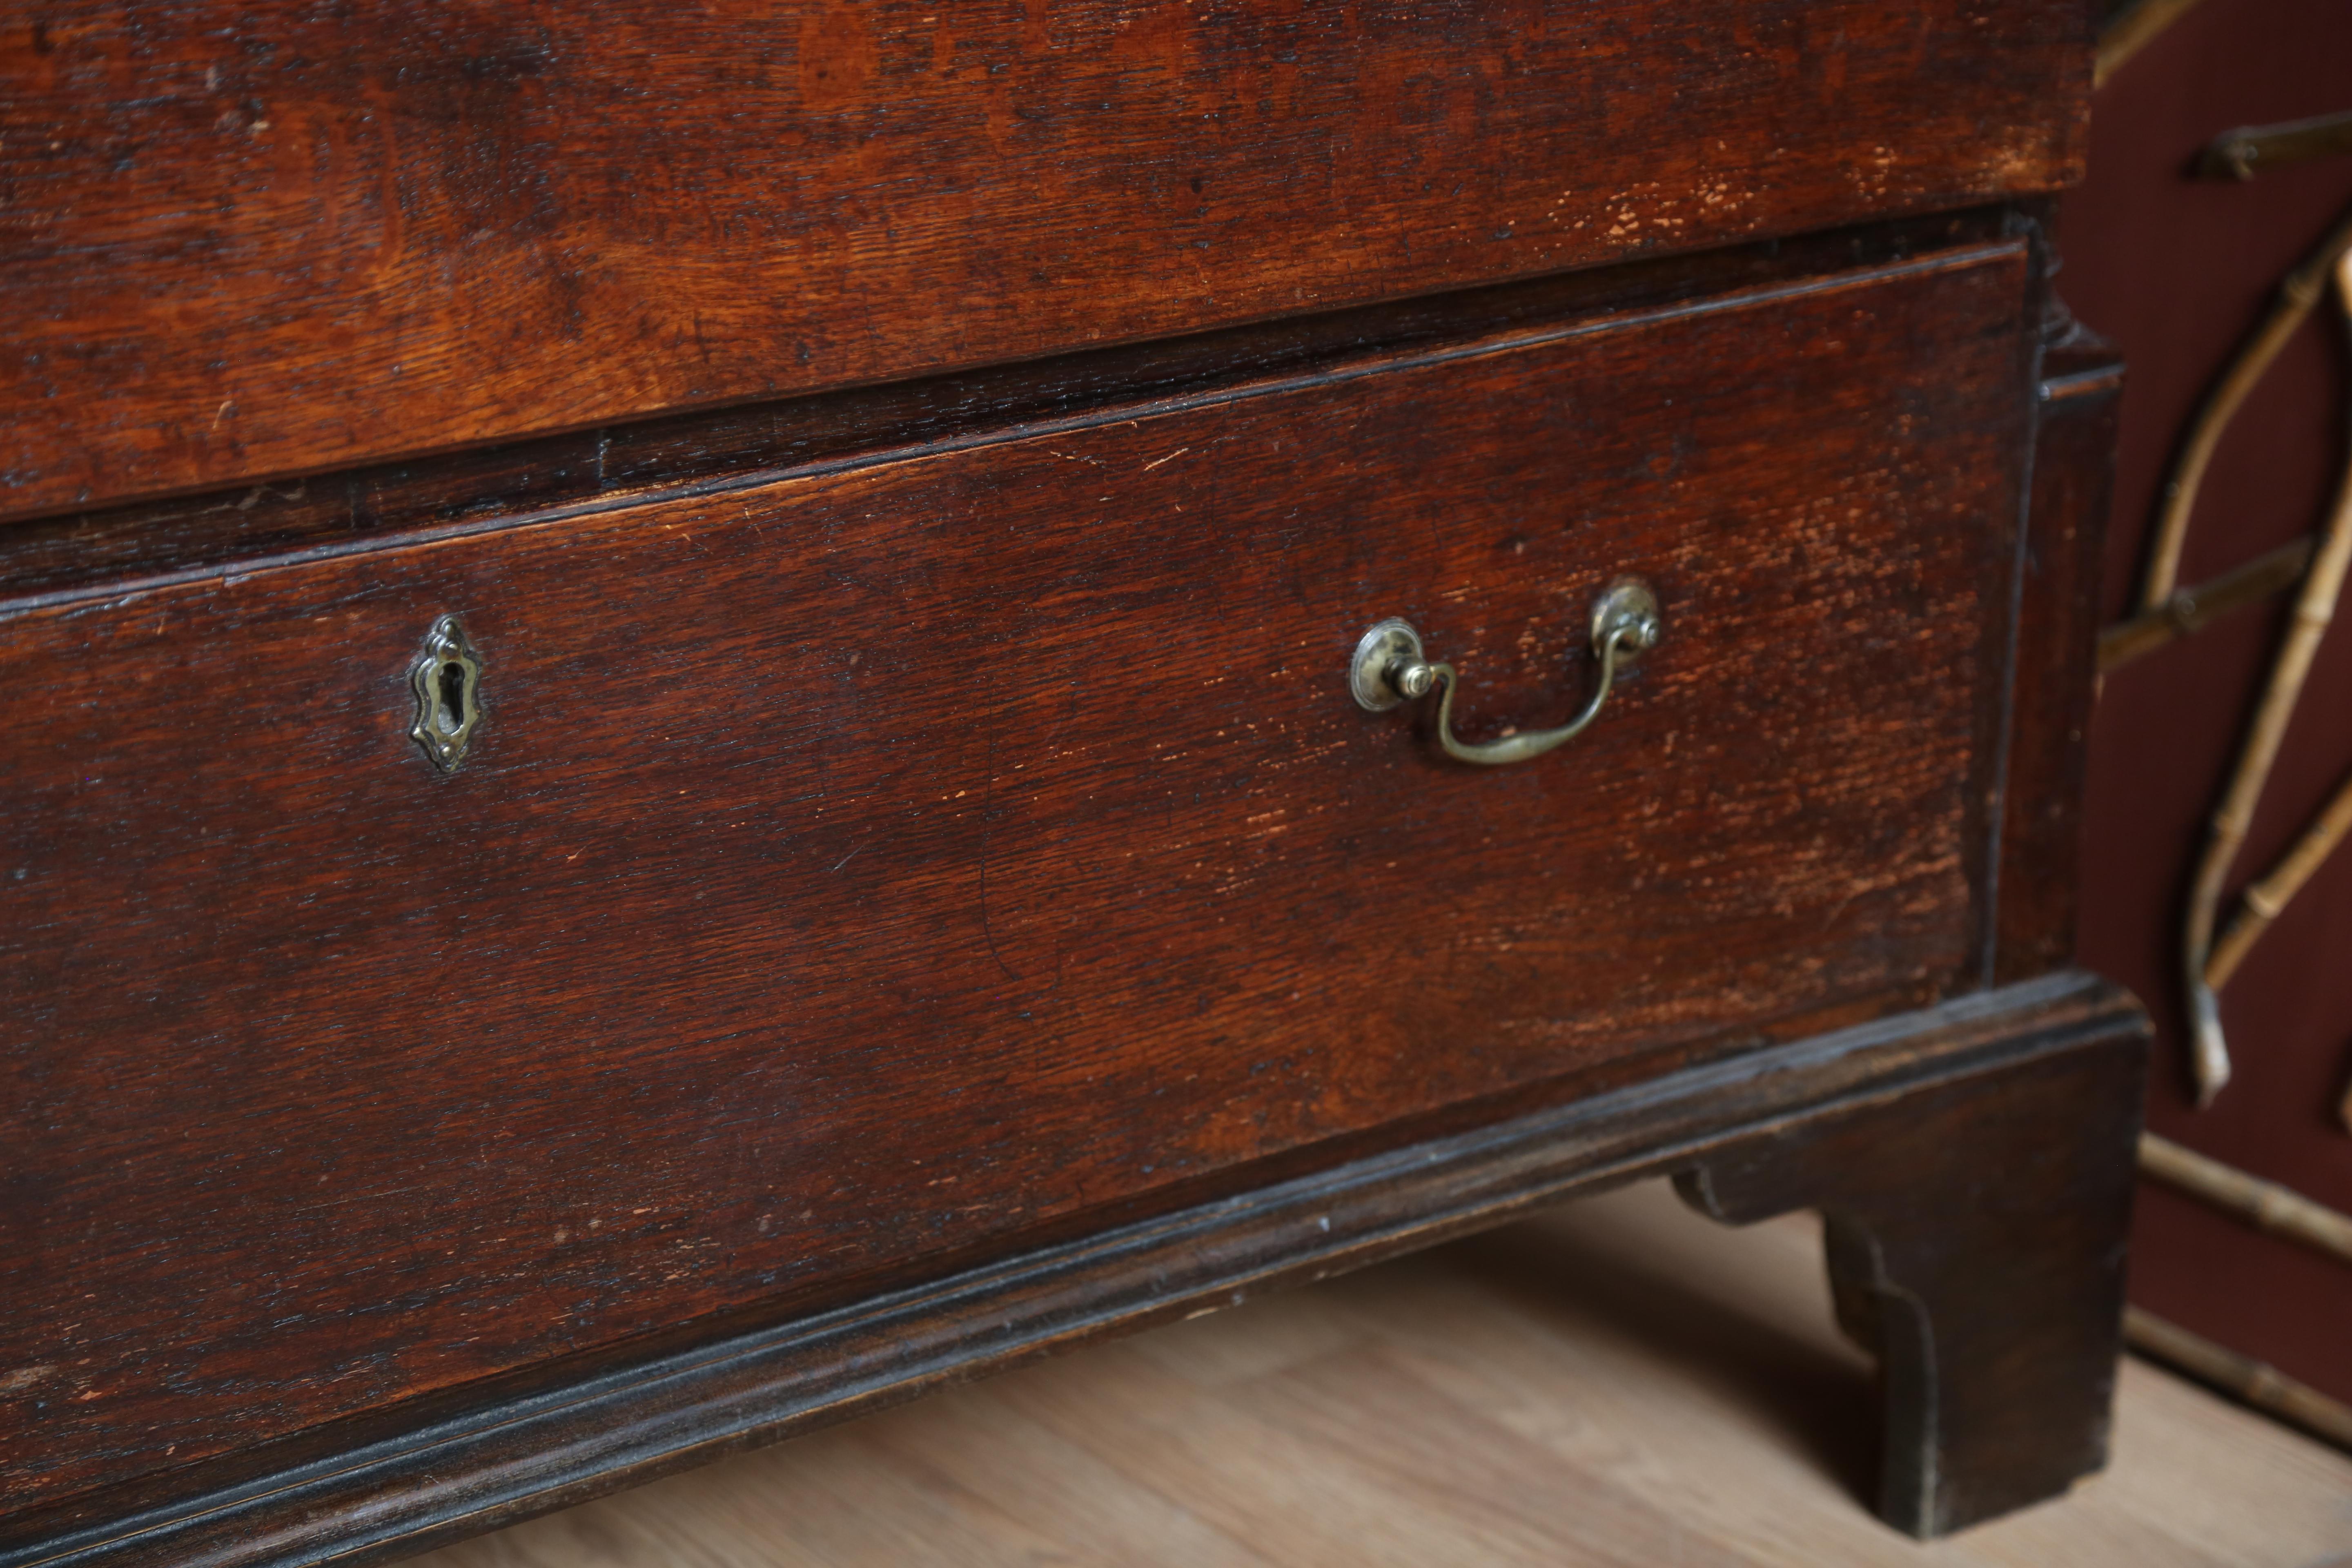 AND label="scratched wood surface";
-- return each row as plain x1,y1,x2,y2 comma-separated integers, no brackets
0,209,2014,610
0,0,2088,523
0,245,2029,1523
405,1180,2352,1568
